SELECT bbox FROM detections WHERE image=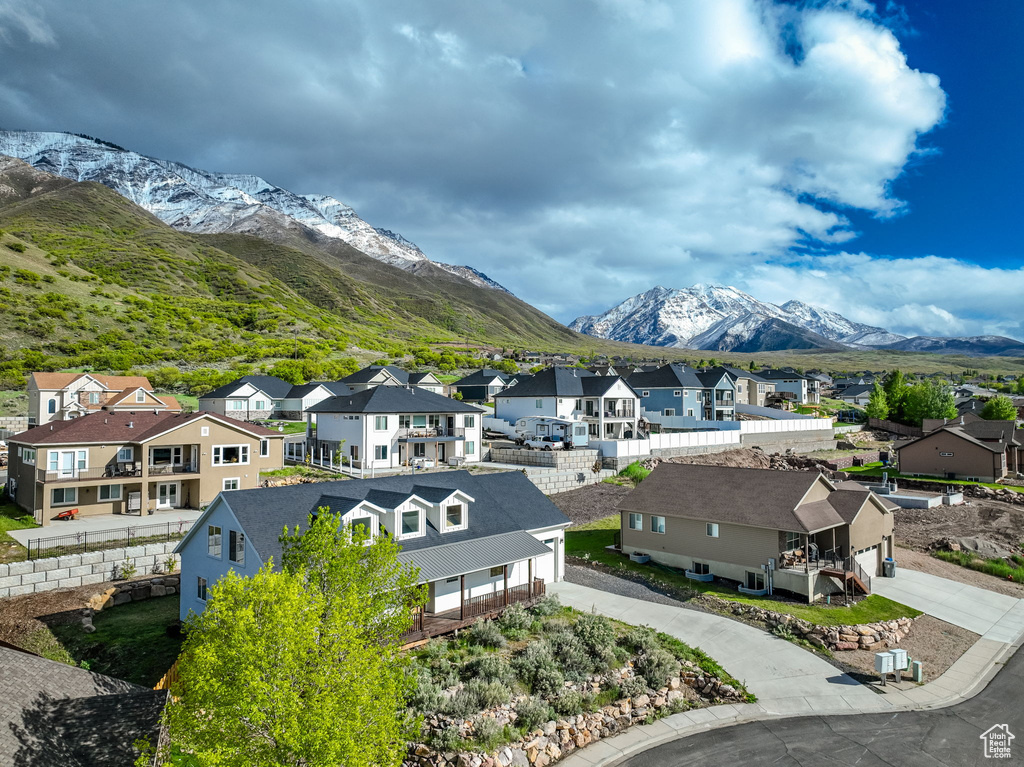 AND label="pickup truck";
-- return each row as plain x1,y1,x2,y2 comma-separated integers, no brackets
514,436,572,451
